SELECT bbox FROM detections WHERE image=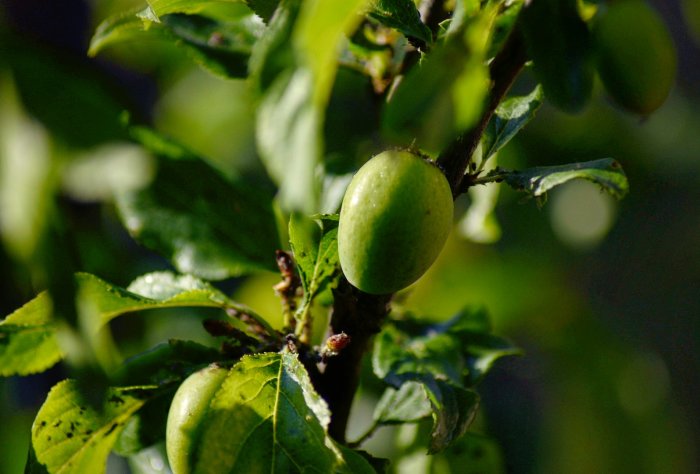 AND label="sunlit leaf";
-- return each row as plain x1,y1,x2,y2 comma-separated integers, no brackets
31,381,156,474
0,272,274,377
0,293,60,376
496,158,629,202
368,0,432,45
481,86,543,163
190,352,375,472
